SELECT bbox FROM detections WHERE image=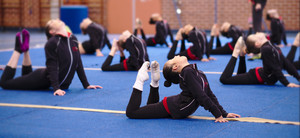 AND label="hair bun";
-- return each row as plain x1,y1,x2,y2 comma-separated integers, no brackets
164,81,172,87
